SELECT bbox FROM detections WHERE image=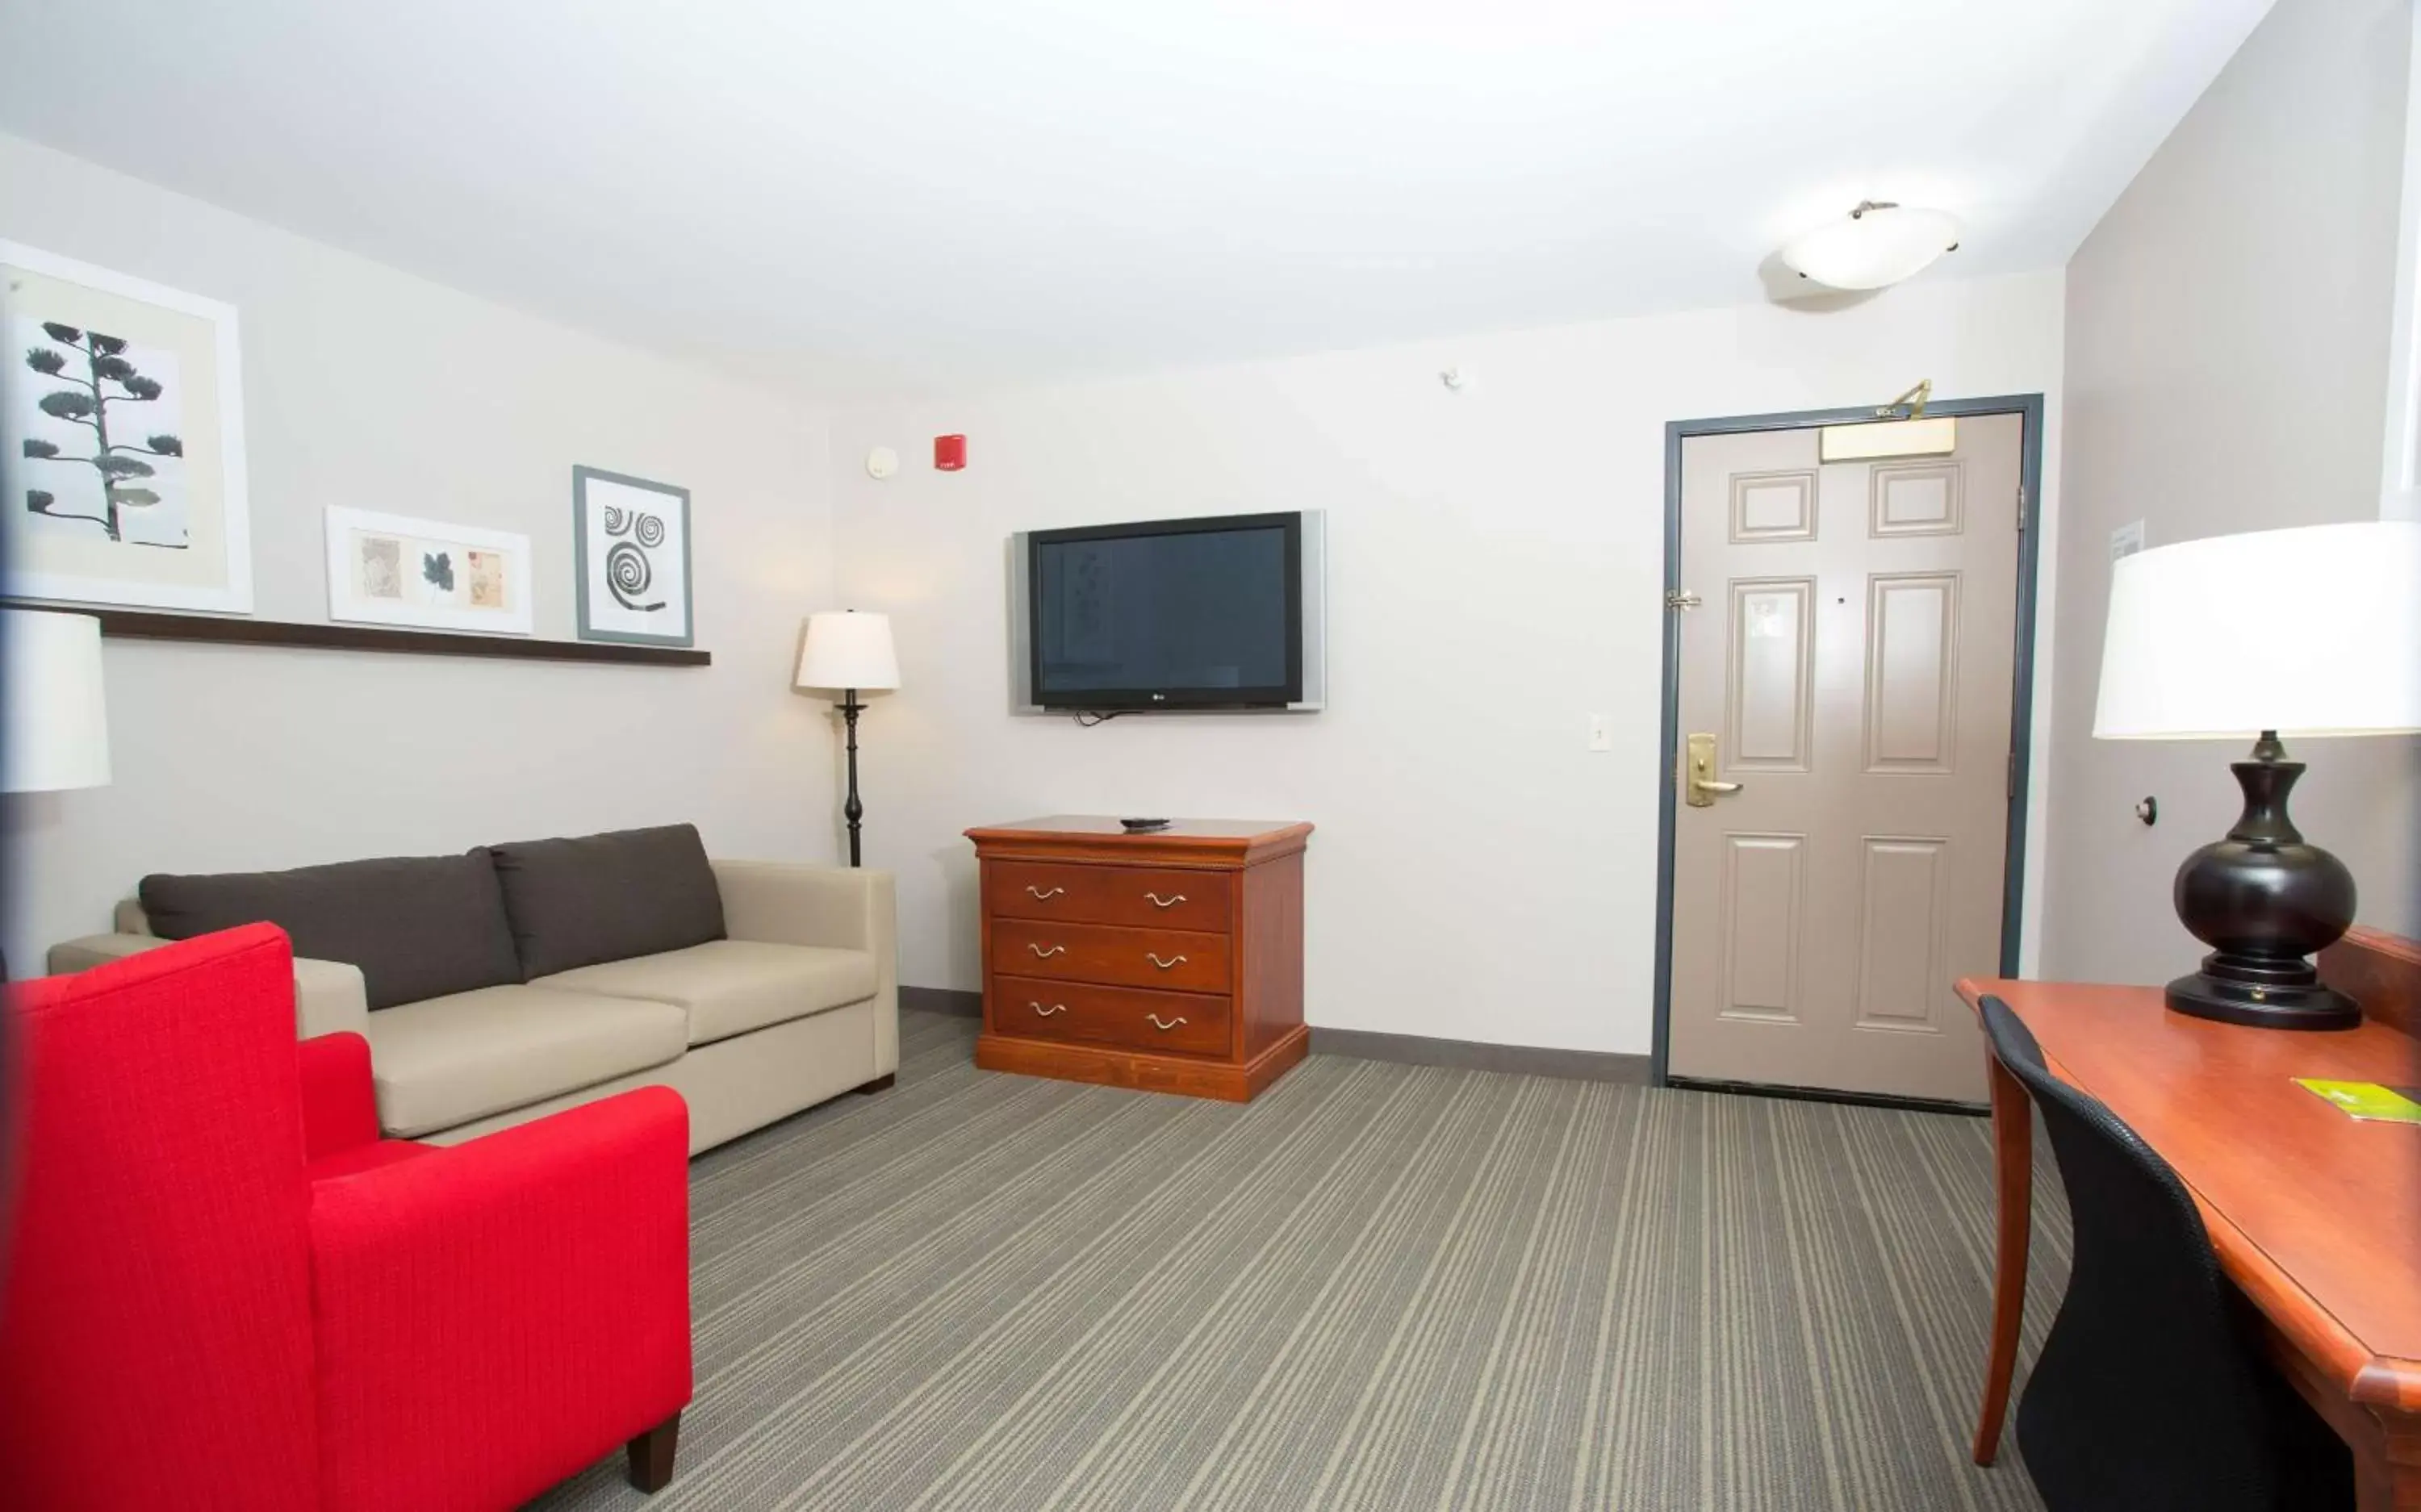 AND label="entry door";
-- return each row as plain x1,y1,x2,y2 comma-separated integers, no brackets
1666,416,2023,1104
